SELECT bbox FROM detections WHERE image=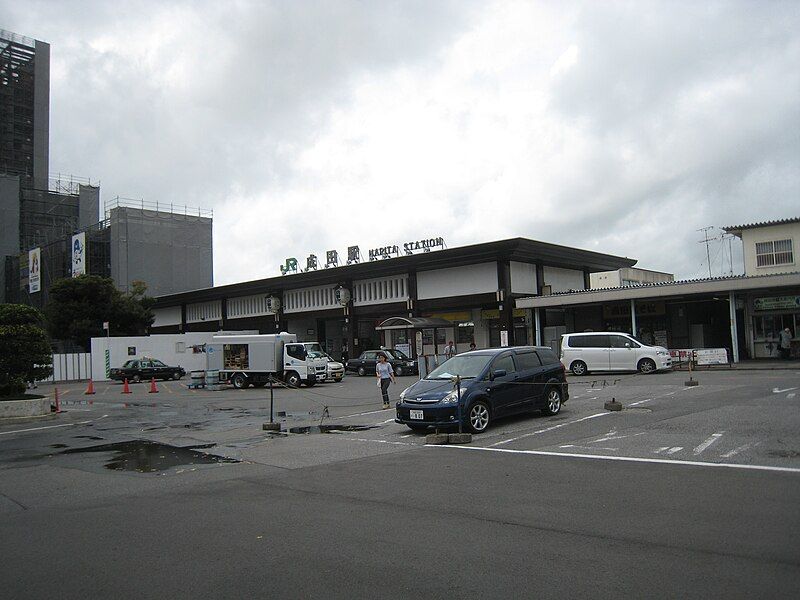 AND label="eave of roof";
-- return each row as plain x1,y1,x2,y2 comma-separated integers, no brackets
153,237,636,307
722,217,800,233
